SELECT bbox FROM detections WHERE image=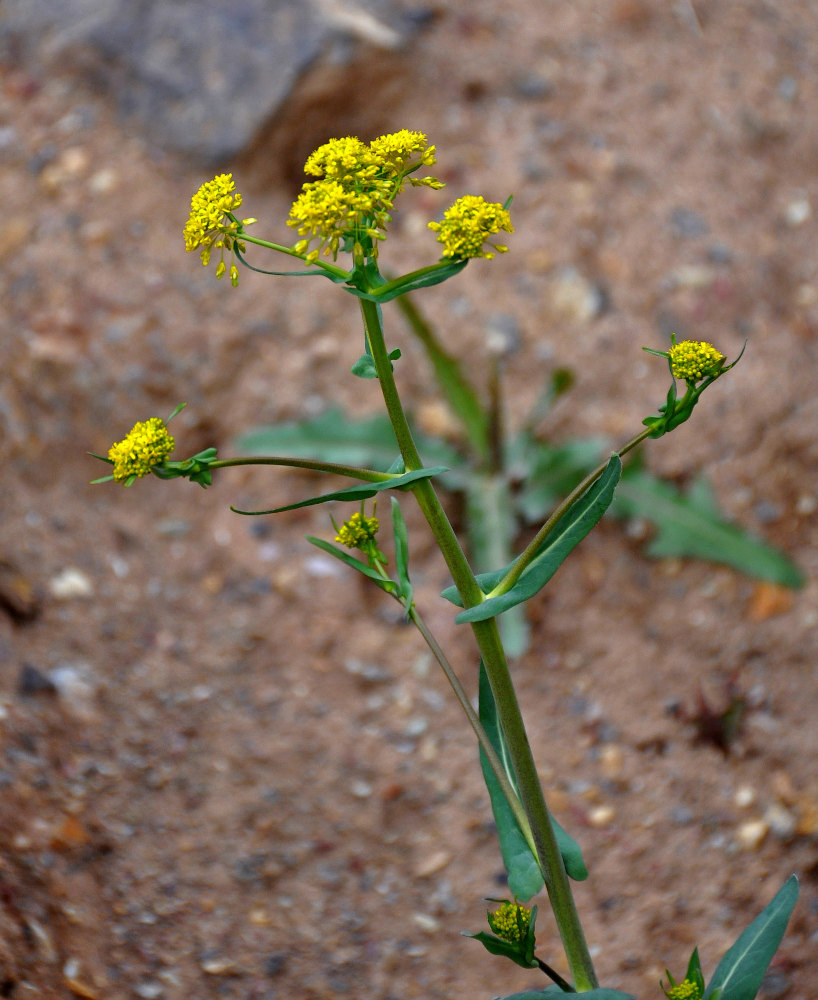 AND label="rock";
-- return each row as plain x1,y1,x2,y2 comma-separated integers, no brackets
0,560,40,621
17,663,57,697
49,567,93,599
668,206,709,239
0,0,415,163
415,850,452,878
549,267,606,323
736,819,768,851
764,803,797,841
